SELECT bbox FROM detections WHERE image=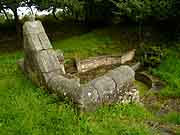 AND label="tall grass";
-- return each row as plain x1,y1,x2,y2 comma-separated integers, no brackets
152,49,180,97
